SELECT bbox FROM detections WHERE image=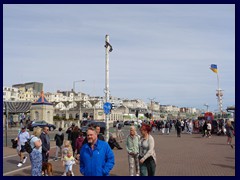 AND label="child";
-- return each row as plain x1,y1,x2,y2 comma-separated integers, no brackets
61,140,73,176
63,151,75,176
